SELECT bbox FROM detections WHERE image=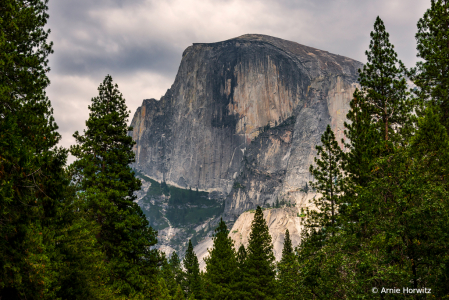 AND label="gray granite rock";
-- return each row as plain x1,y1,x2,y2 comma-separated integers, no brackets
130,34,363,260
130,33,361,217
